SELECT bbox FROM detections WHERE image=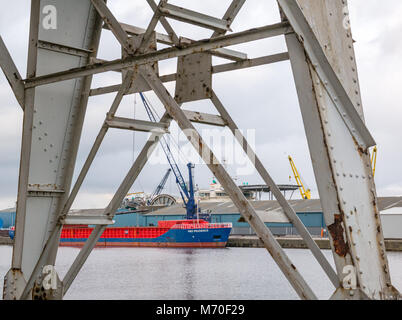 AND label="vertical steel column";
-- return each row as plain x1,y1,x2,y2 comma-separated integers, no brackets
10,0,40,273
58,70,134,221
